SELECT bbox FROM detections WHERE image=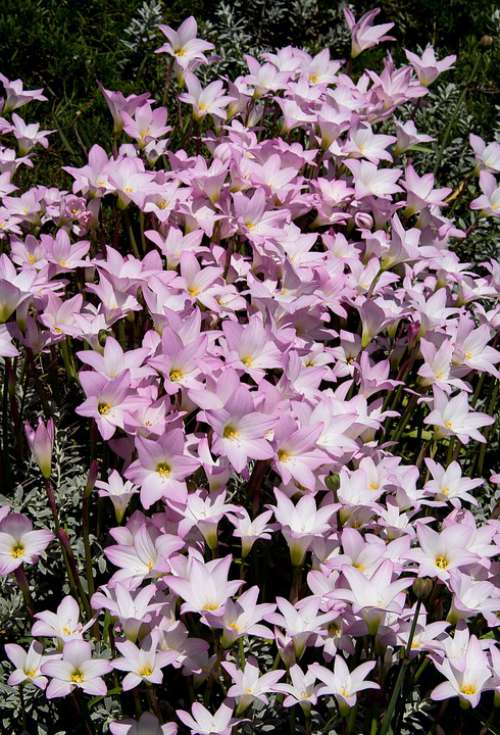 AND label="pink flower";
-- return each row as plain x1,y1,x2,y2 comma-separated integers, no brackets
95,469,138,522
204,389,276,474
346,160,402,199
274,663,319,708
469,133,500,174
470,171,500,217
156,17,214,71
312,658,379,709
125,430,200,509
424,387,494,443
32,595,90,642
332,561,412,634
166,554,243,617
424,460,482,506
0,74,47,112
227,509,274,558
207,585,275,647
406,523,477,581
91,583,162,641
272,418,325,490
76,371,146,440
0,512,53,576
113,633,175,690
180,73,234,121
110,713,177,735
5,641,50,689
344,7,395,58
223,658,284,713
405,46,456,86
177,701,236,735
271,489,338,566
431,634,493,708
42,639,112,698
